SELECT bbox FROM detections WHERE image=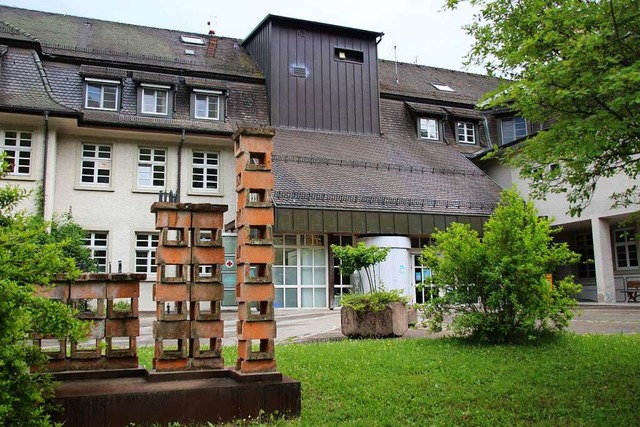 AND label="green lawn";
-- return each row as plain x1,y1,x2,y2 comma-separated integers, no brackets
139,334,640,426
